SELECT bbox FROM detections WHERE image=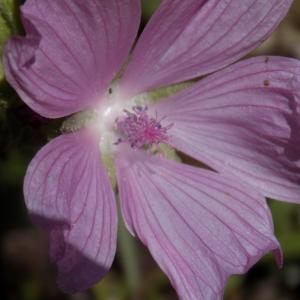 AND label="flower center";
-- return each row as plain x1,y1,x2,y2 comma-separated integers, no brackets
115,105,172,149
93,86,172,153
